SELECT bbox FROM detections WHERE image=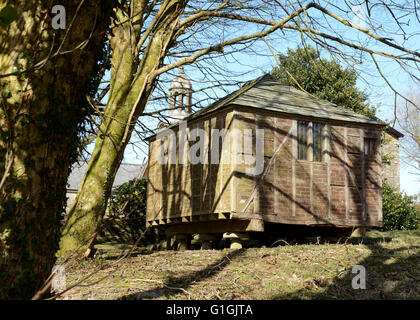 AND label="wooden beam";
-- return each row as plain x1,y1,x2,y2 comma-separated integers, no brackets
262,213,380,228
344,126,349,221
165,219,263,237
326,124,331,218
